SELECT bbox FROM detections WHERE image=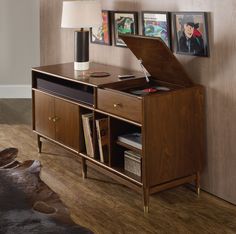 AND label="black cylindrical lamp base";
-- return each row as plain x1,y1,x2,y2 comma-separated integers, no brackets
74,31,89,70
